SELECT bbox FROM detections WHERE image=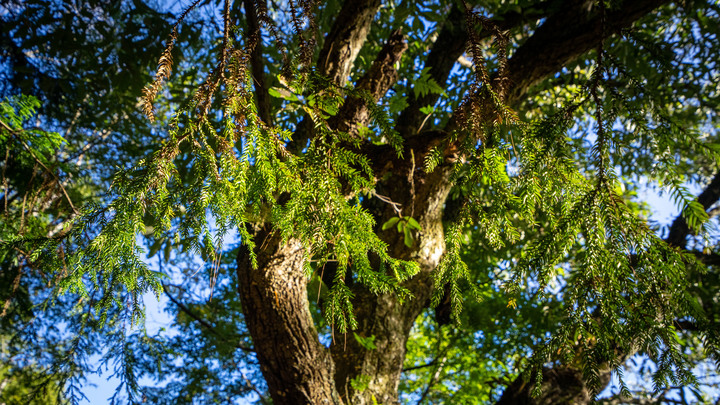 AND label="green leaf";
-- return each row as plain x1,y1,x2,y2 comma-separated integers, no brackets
403,228,414,248
419,105,434,115
381,217,400,231
405,217,421,230
412,68,445,99
387,93,408,114
268,86,298,101
353,332,376,350
350,374,371,392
